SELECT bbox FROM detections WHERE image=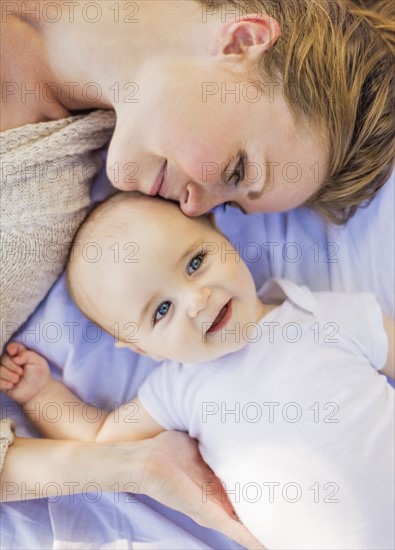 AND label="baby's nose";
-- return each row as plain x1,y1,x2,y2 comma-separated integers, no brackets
187,287,211,318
